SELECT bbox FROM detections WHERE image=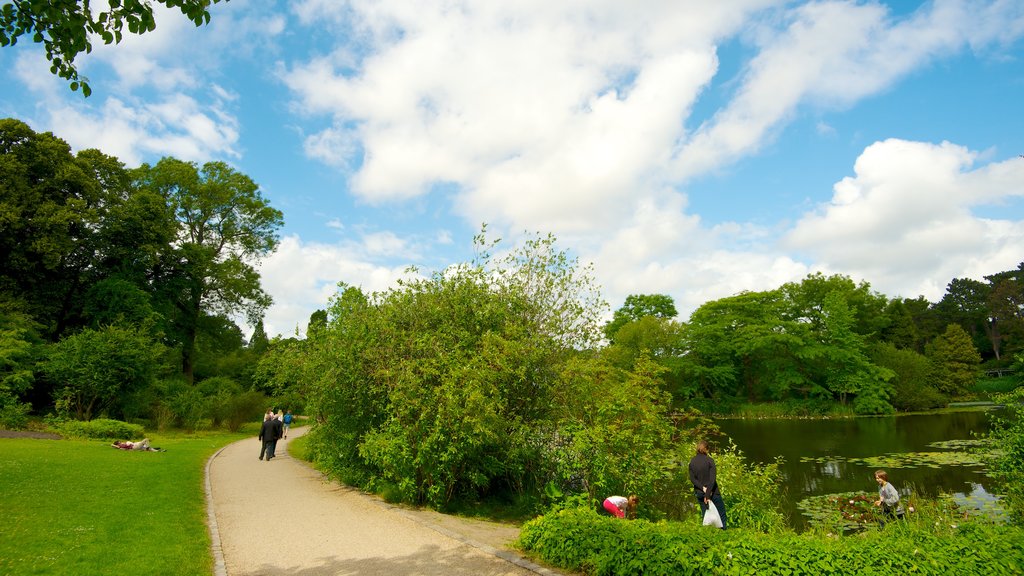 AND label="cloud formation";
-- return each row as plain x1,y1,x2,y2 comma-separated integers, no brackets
5,0,1024,337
